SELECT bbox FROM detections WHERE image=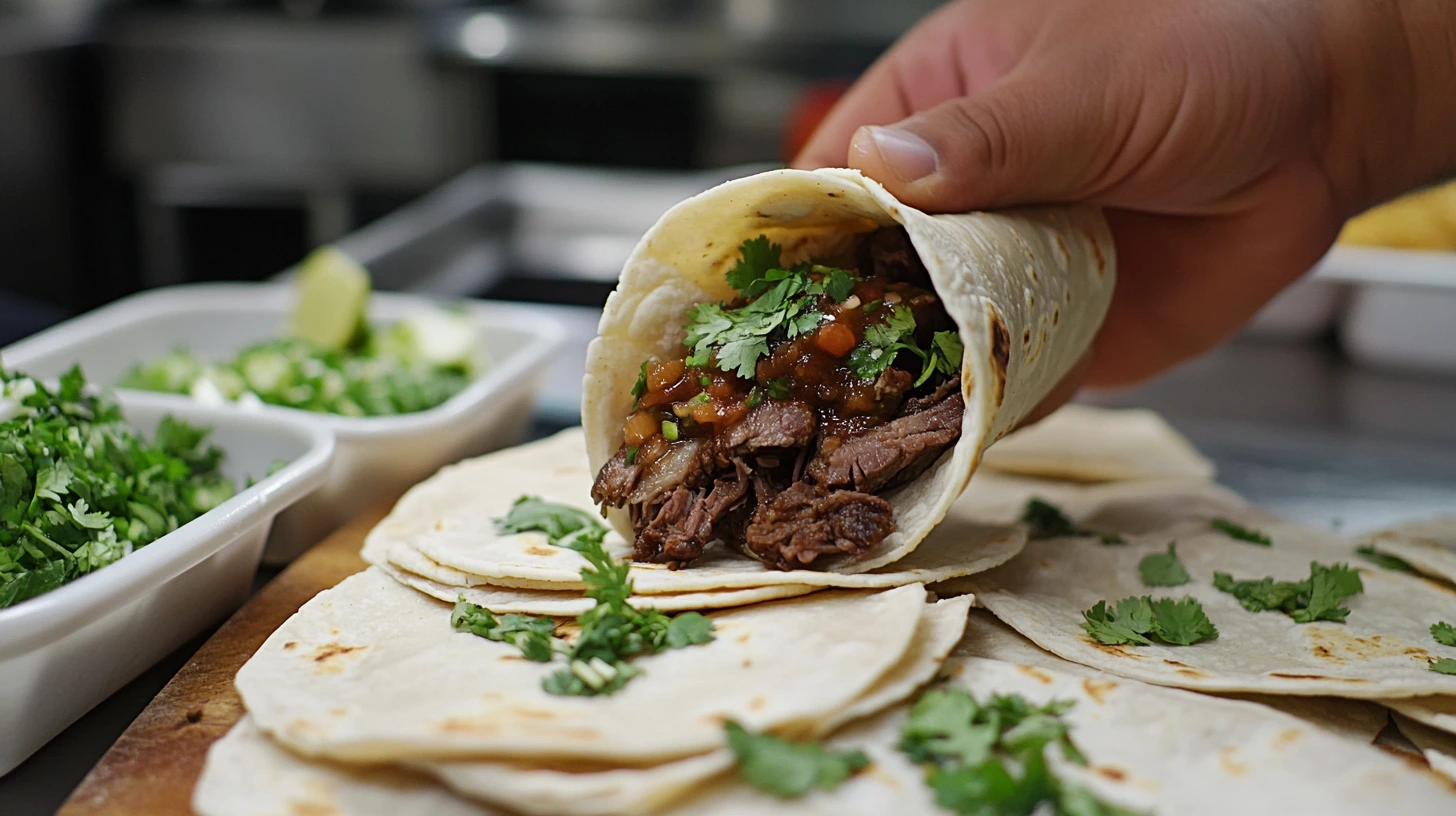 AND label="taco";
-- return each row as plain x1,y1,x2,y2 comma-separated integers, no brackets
583,168,1114,571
